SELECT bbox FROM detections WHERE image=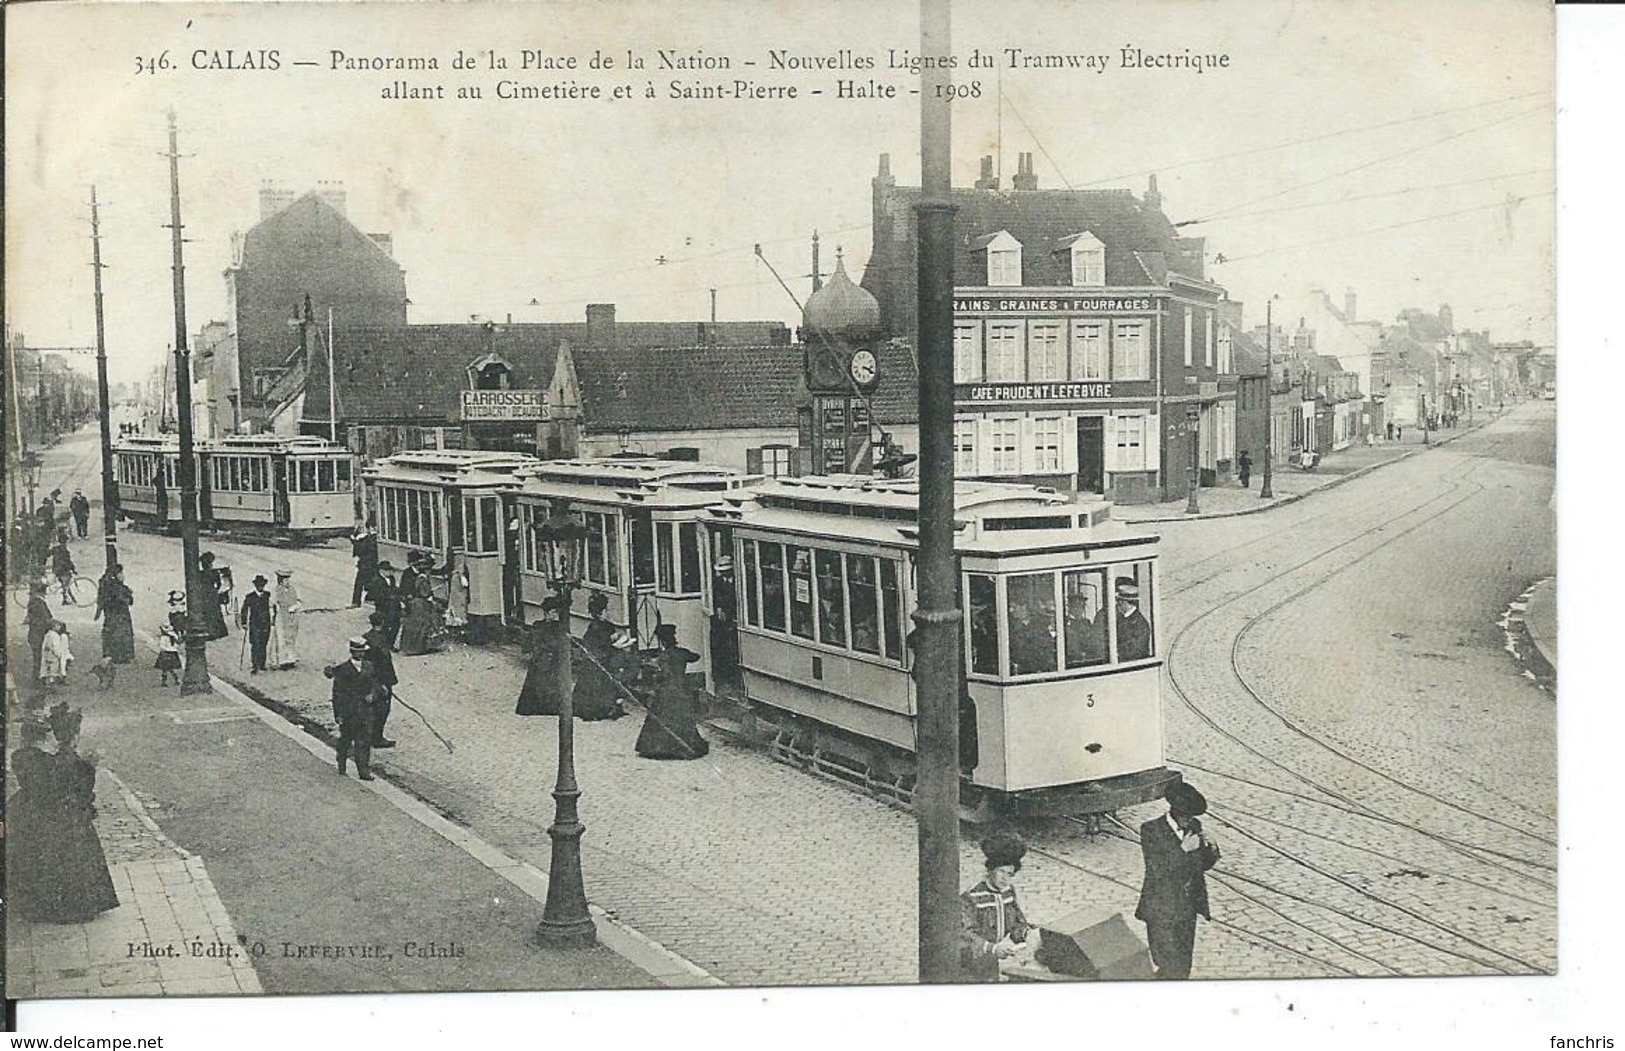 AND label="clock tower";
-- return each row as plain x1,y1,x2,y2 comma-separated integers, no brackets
799,249,882,475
